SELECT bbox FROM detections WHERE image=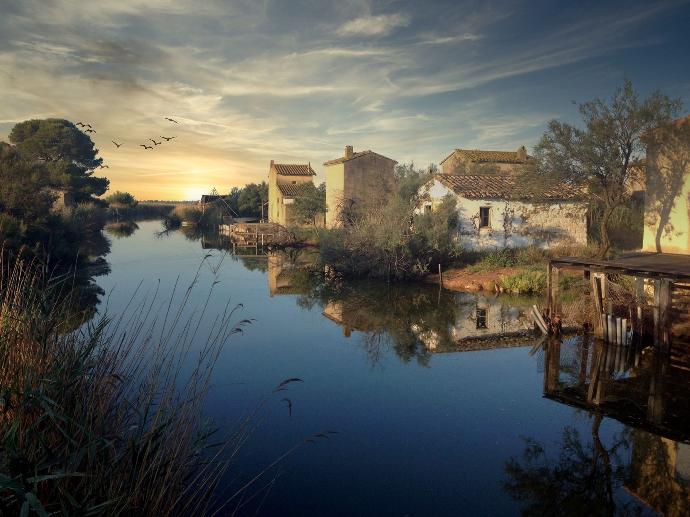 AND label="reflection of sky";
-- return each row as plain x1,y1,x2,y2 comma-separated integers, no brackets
86,221,676,515
2,1,689,199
